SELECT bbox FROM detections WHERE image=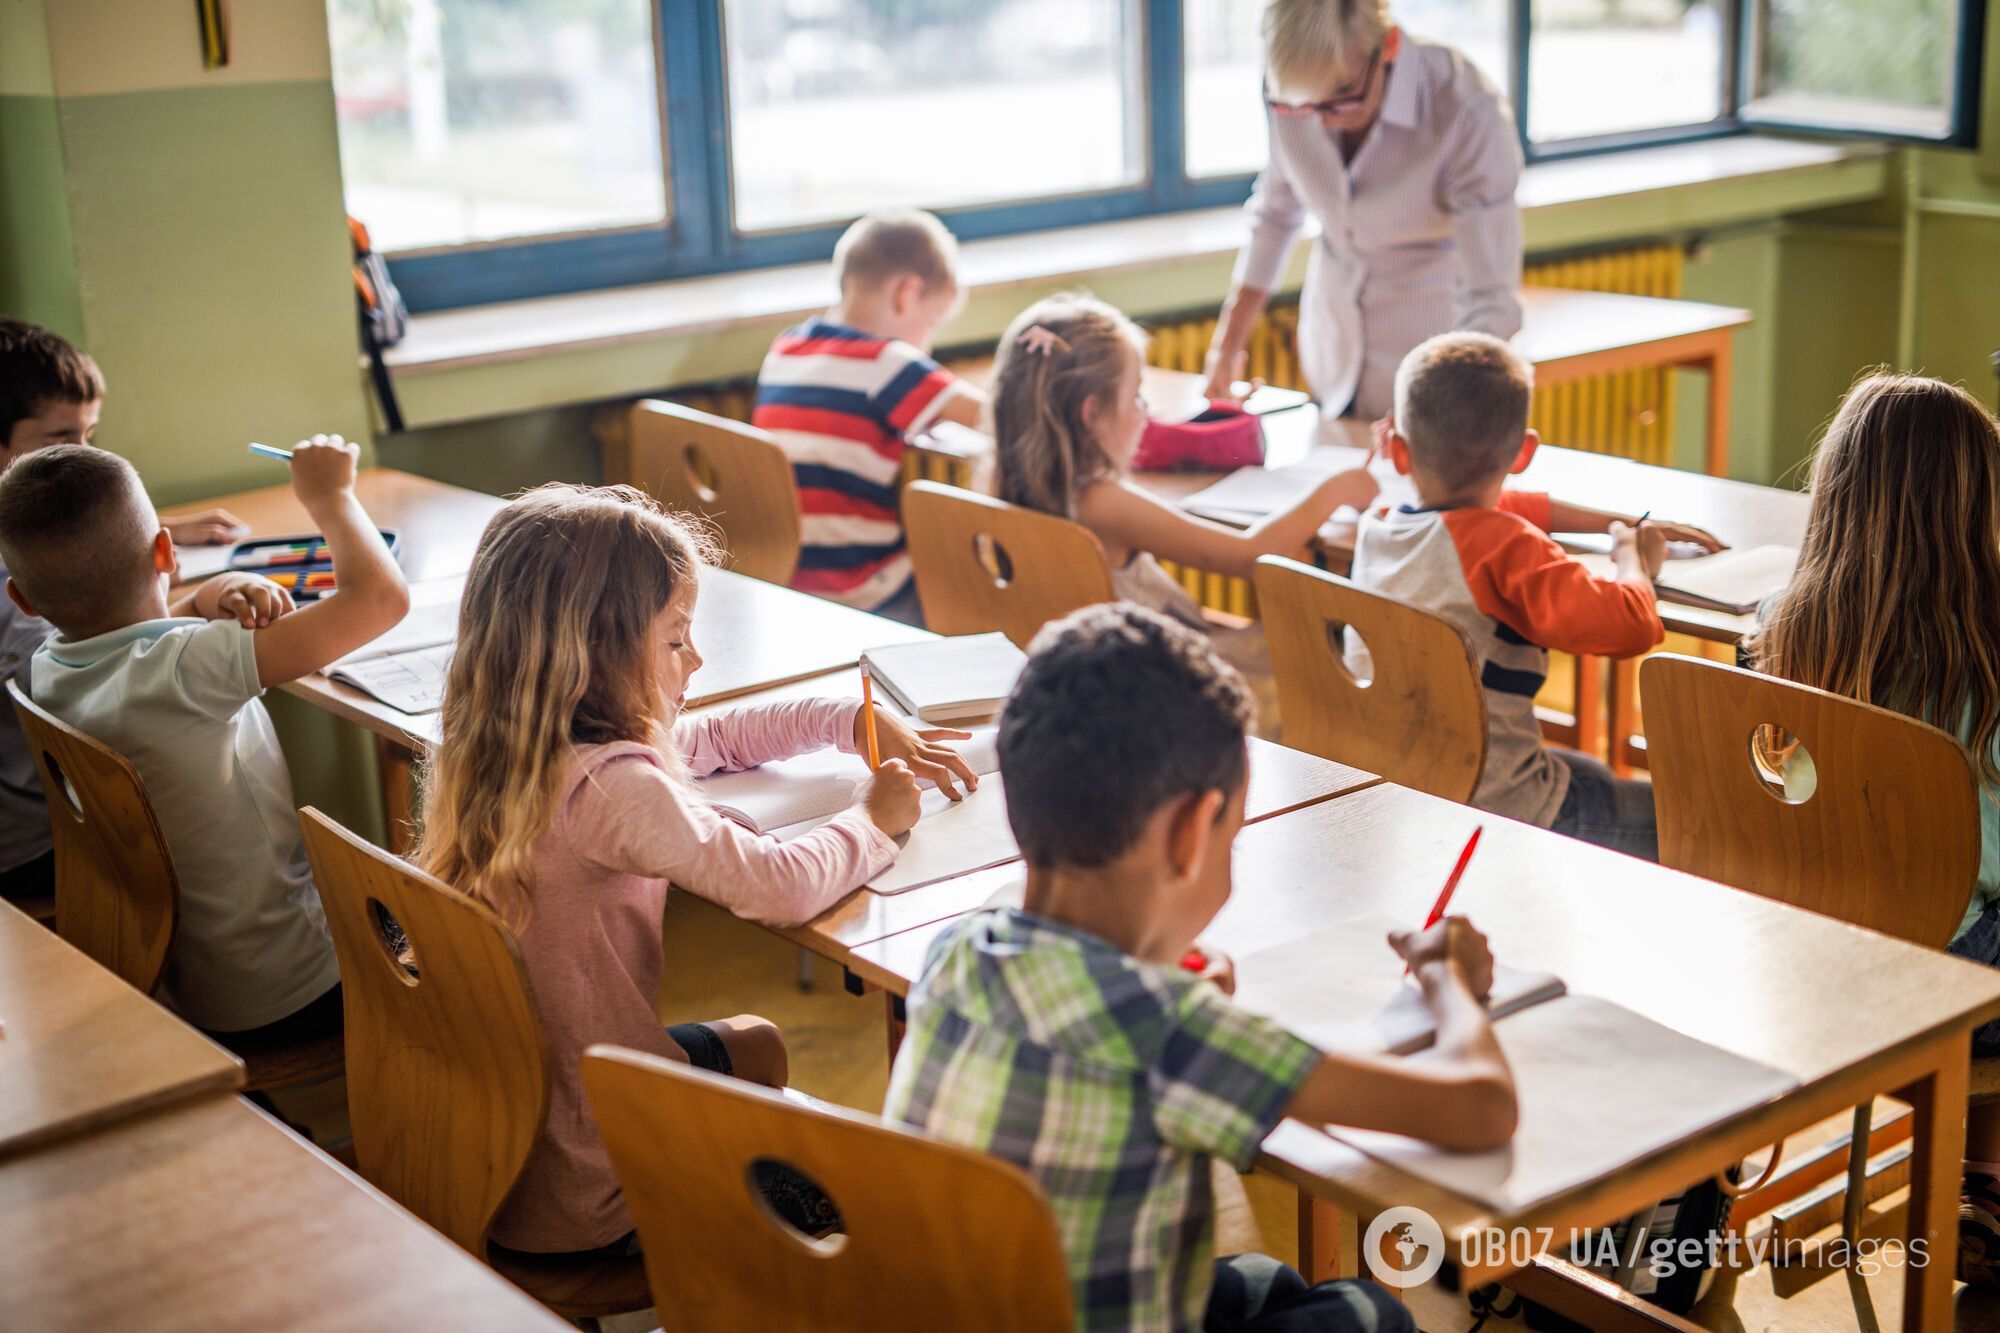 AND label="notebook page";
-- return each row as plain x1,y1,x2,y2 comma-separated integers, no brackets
173,543,234,582
326,643,453,715
330,578,463,666
1182,462,1339,522
1329,995,1797,1214
698,729,1001,834
770,775,1021,895
1654,544,1798,615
